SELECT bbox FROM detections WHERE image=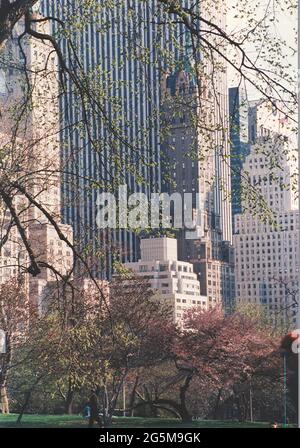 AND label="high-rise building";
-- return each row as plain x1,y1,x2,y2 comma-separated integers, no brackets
157,0,235,312
0,17,74,310
40,1,163,277
229,89,295,232
39,1,233,282
124,237,208,325
228,86,250,231
248,99,292,143
160,68,235,312
234,111,298,325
